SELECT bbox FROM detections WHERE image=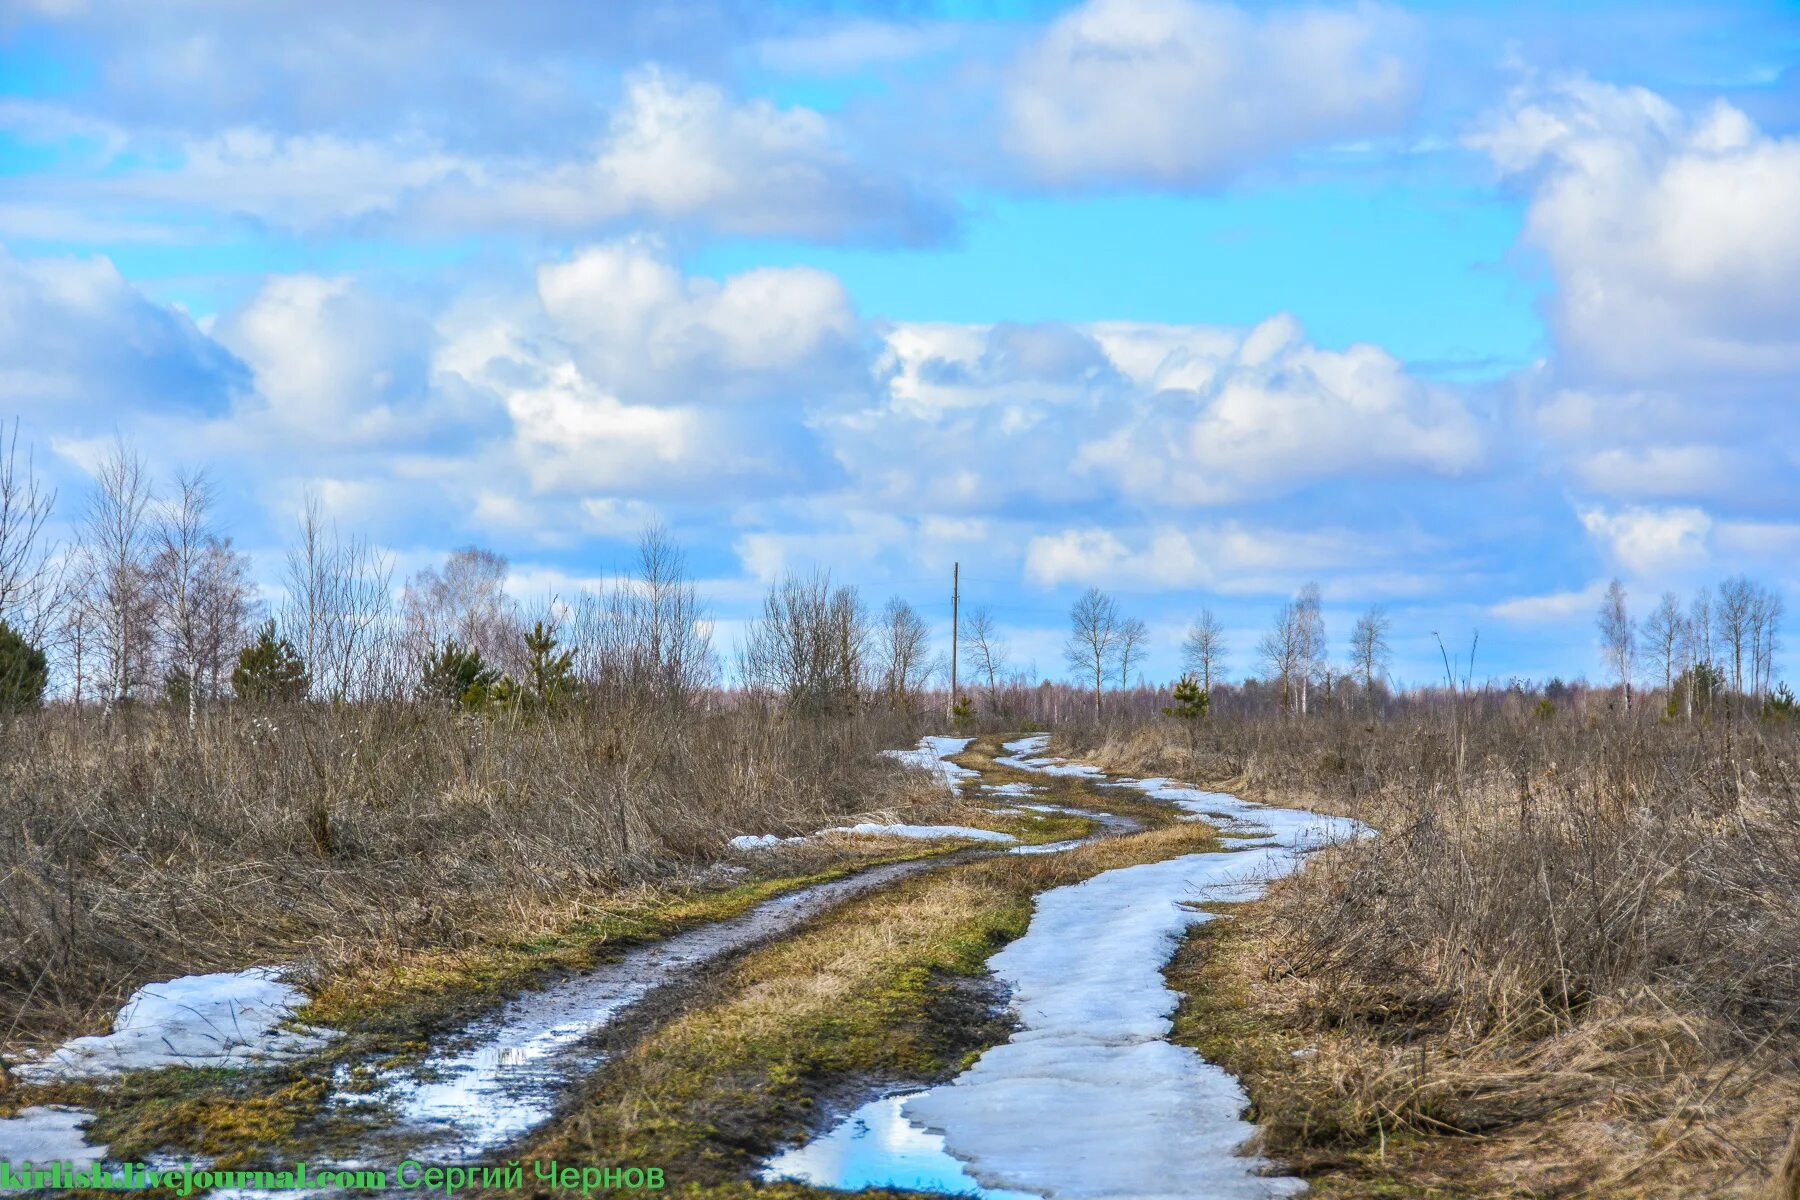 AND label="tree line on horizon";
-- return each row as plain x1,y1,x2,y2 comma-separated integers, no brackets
0,423,1789,723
